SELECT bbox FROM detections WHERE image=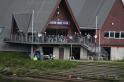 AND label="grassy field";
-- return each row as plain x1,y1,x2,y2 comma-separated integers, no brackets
0,52,124,81
0,52,78,76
